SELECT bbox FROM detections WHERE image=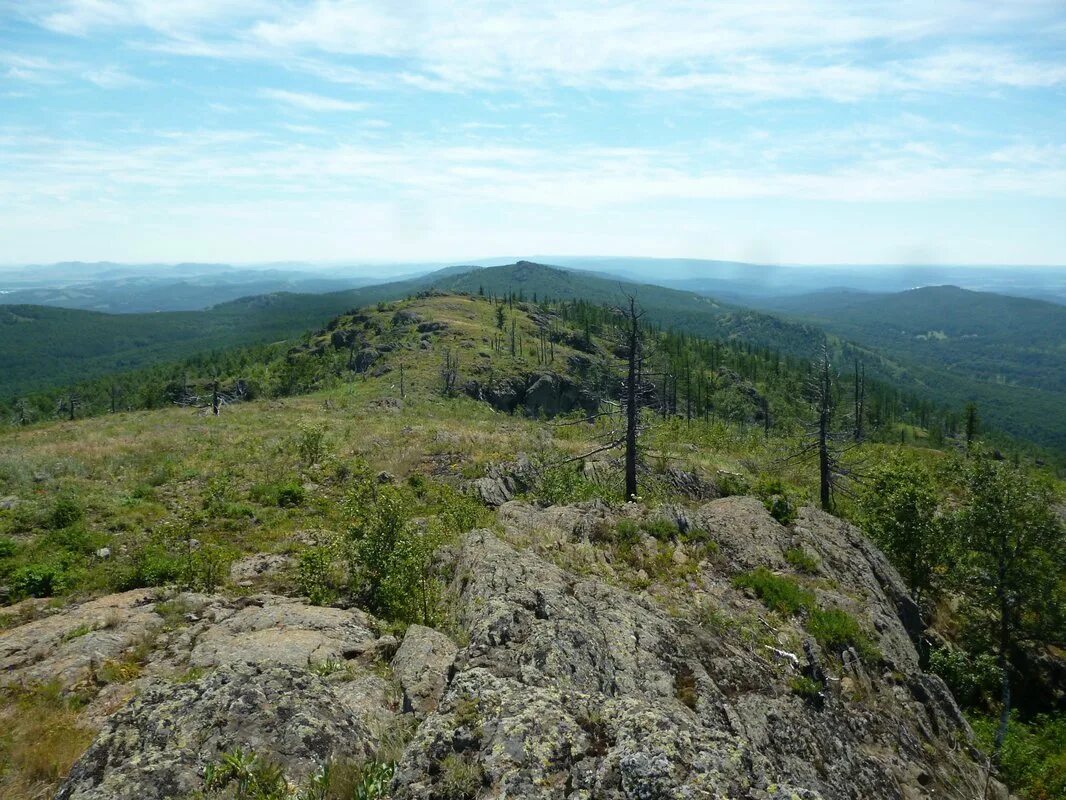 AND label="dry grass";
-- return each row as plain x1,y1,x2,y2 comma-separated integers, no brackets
0,684,96,799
